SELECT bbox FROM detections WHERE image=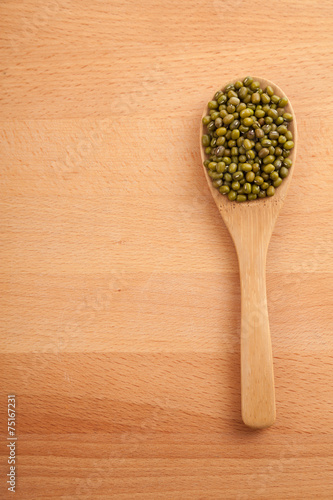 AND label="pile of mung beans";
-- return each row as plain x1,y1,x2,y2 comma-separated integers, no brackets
202,77,294,202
